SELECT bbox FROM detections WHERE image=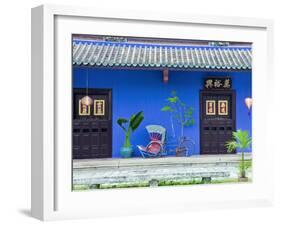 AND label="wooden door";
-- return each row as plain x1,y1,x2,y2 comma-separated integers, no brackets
200,90,236,154
72,88,112,159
